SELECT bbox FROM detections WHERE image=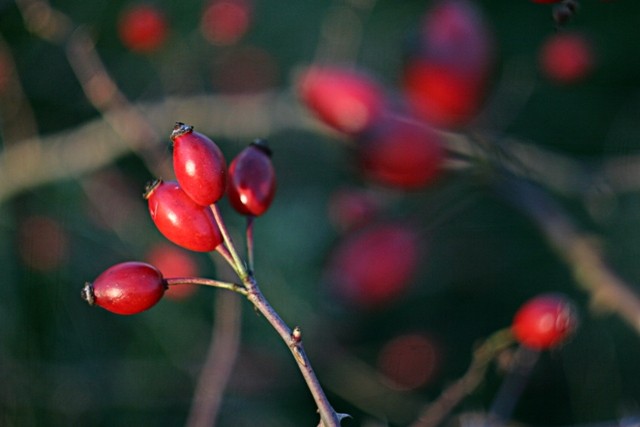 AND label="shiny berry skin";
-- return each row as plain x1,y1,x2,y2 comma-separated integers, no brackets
117,4,168,53
144,179,223,252
298,66,386,135
512,293,578,350
81,262,165,315
227,139,277,216
539,32,594,84
404,0,493,128
356,115,444,189
324,222,421,309
171,123,227,207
